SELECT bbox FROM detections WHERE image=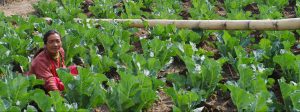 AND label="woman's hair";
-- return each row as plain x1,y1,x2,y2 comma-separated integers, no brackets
43,30,61,44
34,30,61,58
